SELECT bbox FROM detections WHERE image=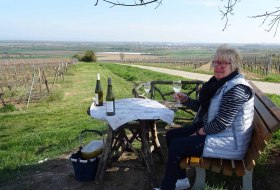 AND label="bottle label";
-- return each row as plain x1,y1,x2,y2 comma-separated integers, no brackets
95,94,99,105
106,101,114,113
